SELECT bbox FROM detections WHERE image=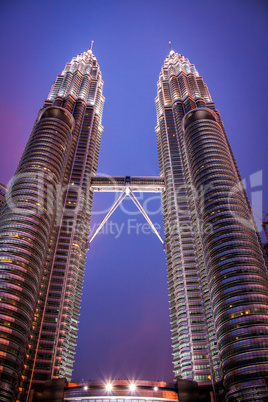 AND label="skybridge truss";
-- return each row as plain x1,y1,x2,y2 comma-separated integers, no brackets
89,176,165,244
